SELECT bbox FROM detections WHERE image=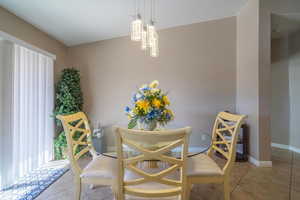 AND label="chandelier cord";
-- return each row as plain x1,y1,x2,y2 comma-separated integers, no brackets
135,0,137,17
150,0,153,24
153,0,156,24
144,0,147,24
